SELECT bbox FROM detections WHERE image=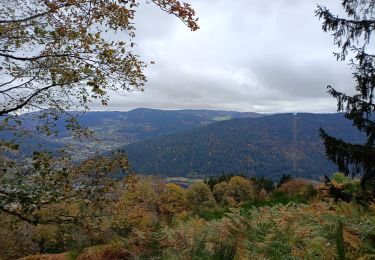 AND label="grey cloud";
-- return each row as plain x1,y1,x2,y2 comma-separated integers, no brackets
94,0,355,113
